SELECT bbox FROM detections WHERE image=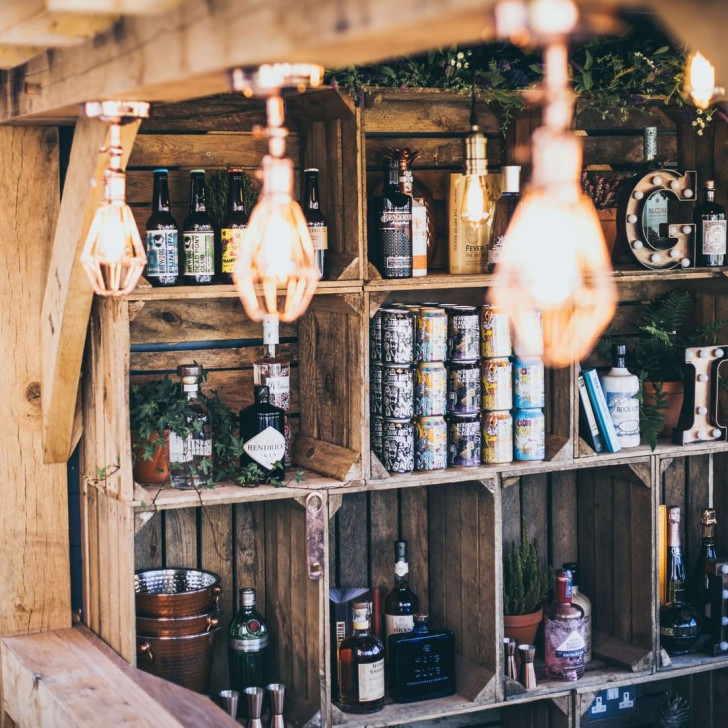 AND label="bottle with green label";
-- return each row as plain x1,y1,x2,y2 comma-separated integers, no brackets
145,168,179,286
182,169,215,284
228,587,270,692
218,166,248,284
